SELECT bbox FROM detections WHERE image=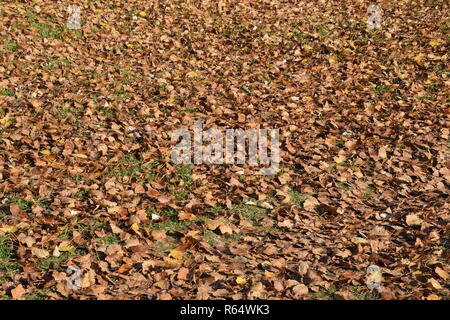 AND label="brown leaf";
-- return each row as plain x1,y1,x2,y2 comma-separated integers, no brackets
11,284,26,299
303,197,319,211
